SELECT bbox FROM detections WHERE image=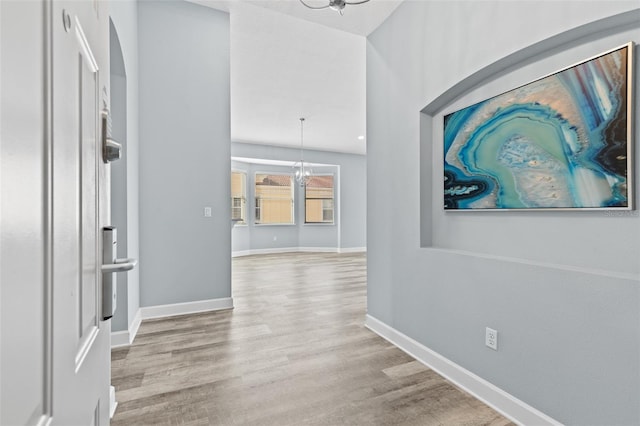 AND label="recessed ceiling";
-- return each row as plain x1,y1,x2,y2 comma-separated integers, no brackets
186,0,404,155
